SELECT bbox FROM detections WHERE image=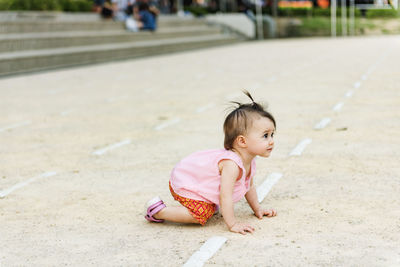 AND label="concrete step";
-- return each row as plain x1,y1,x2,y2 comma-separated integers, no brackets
0,11,102,22
0,26,222,52
0,21,123,33
0,17,208,33
0,34,242,76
